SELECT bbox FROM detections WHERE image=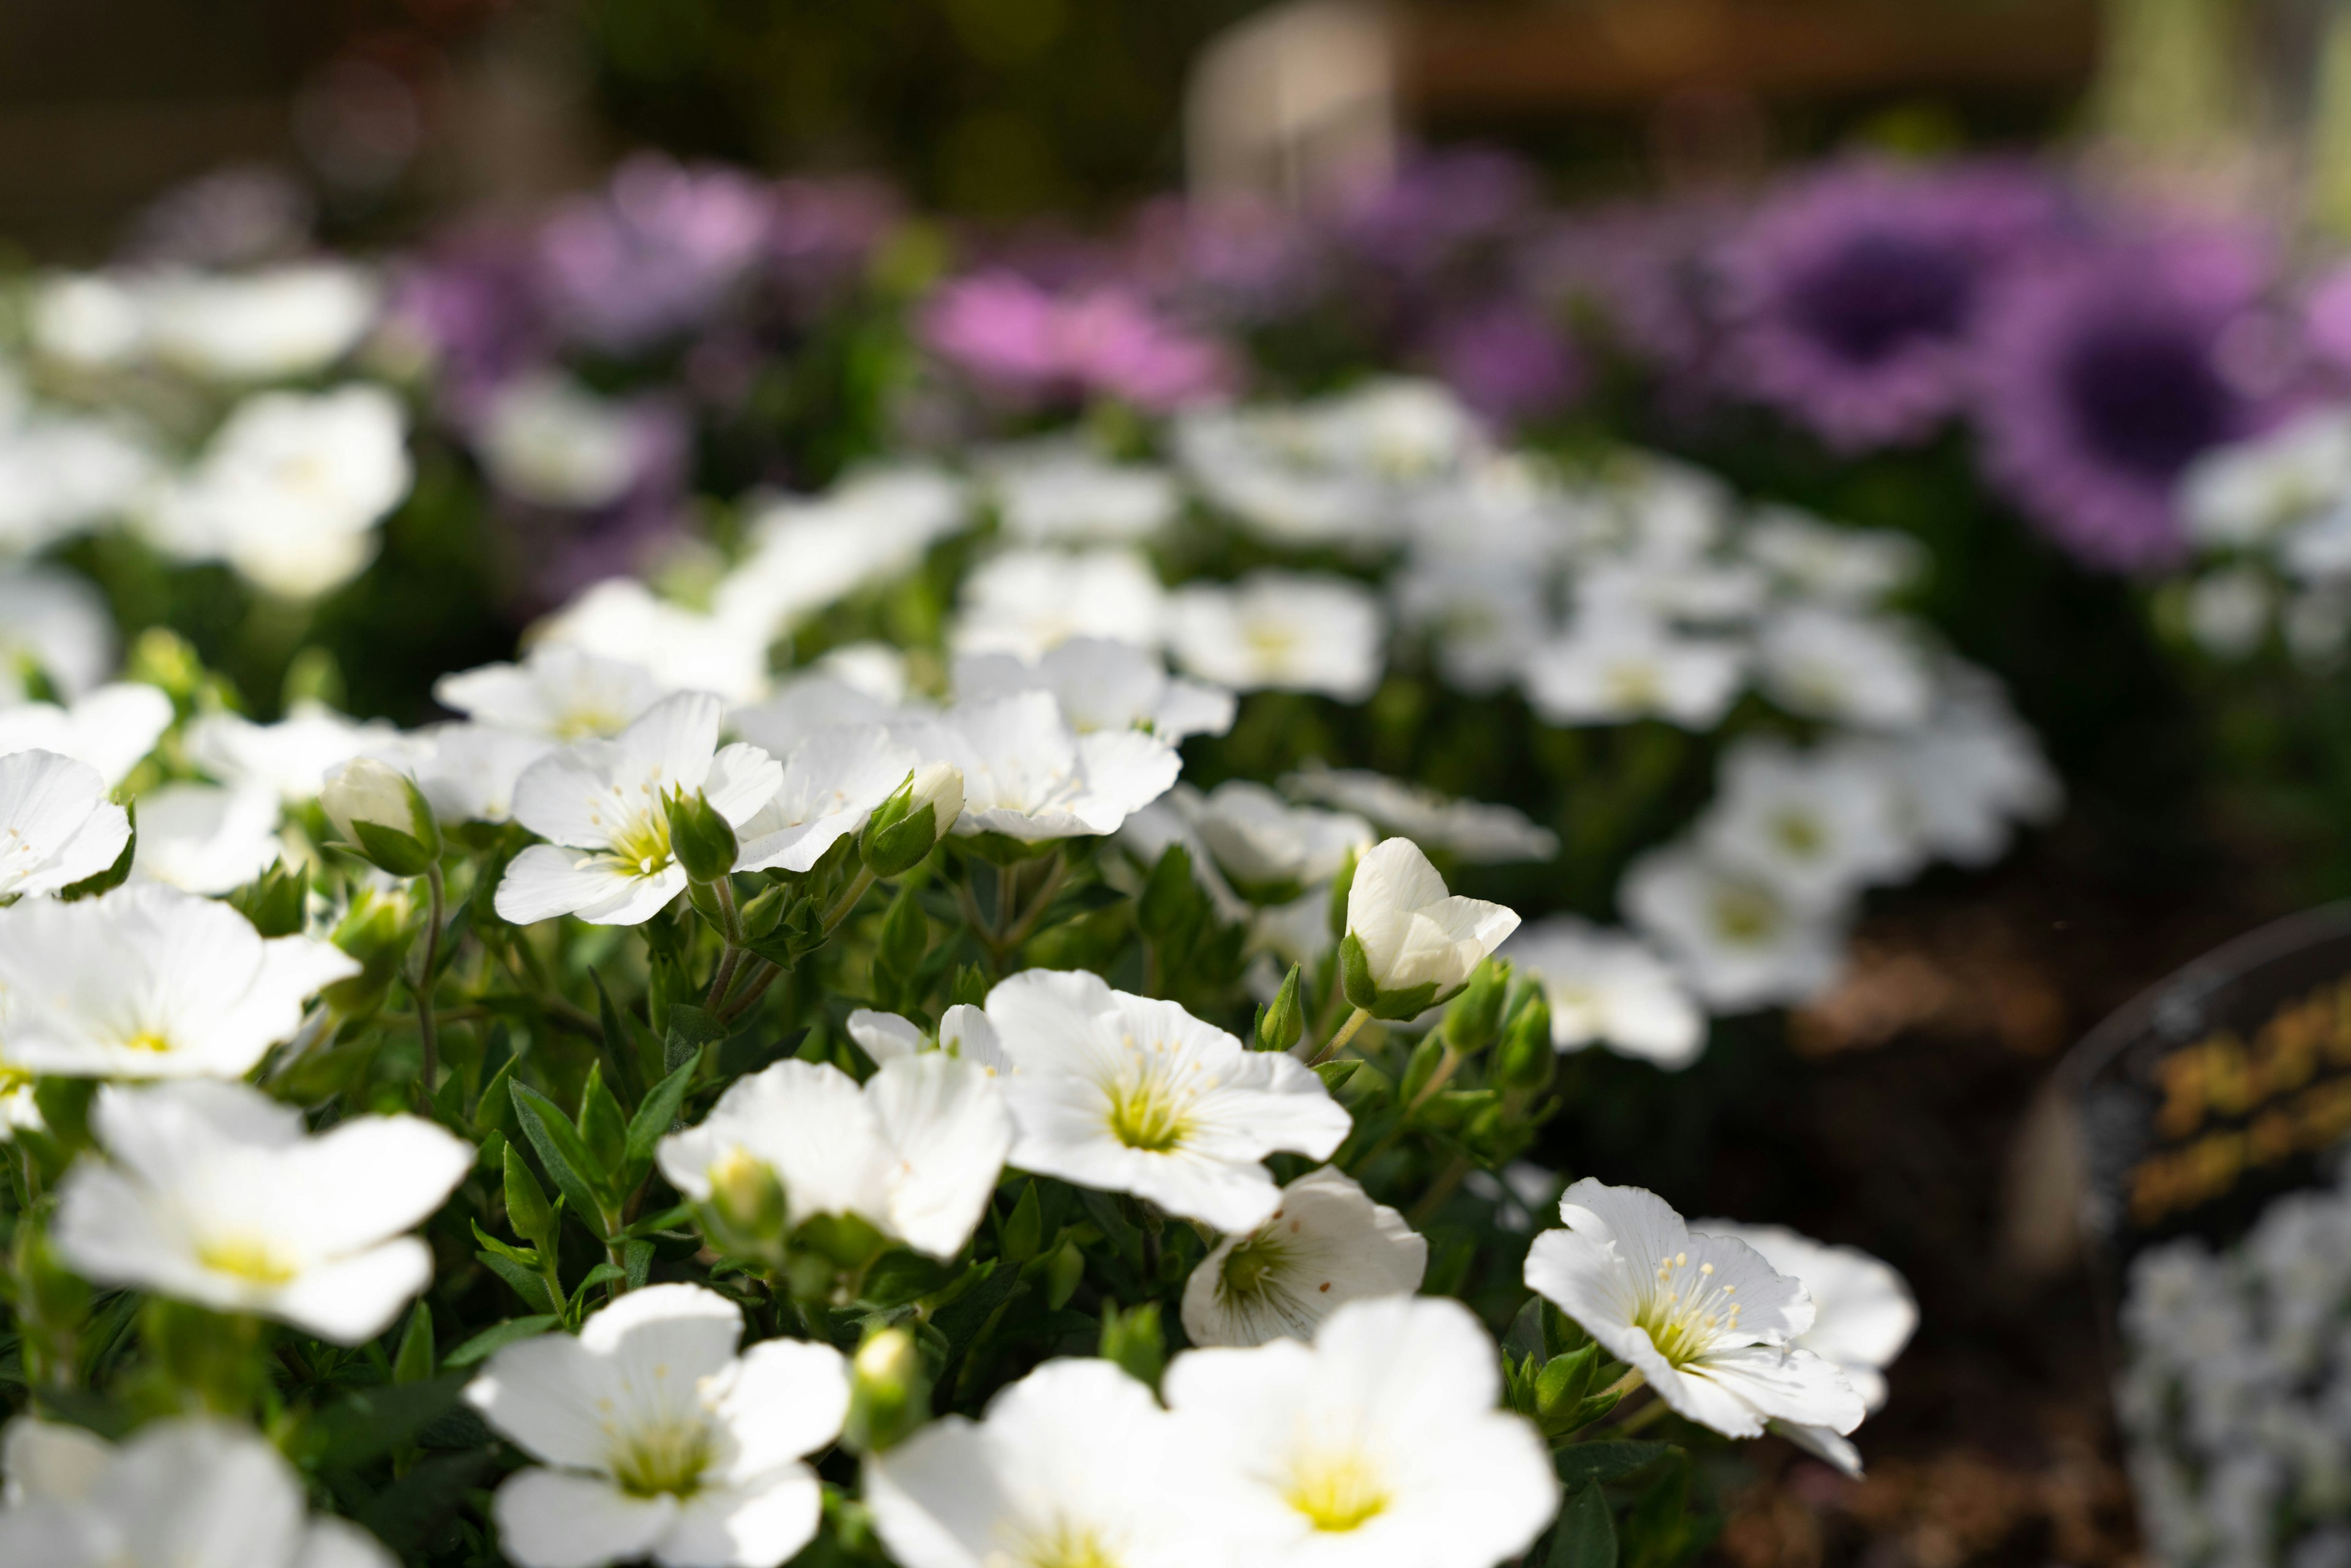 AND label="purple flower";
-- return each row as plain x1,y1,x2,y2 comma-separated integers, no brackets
1715,160,2063,450
767,175,899,308
1123,195,1323,324
1975,232,2268,570
1337,147,1539,282
1425,299,1583,427
536,155,774,353
386,227,550,422
921,271,1233,411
